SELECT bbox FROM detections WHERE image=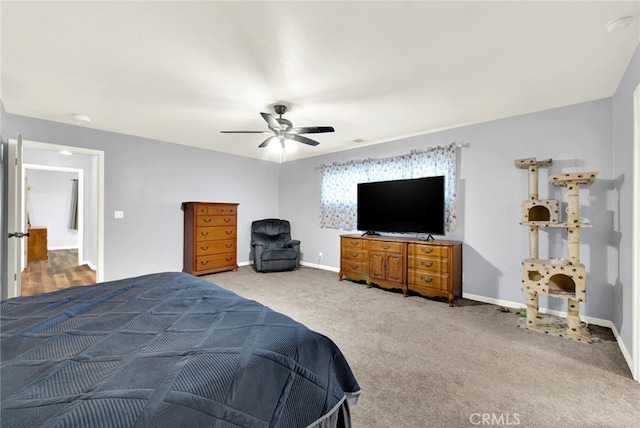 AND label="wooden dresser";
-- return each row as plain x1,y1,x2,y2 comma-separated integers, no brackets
182,202,238,276
27,227,48,262
340,234,462,306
